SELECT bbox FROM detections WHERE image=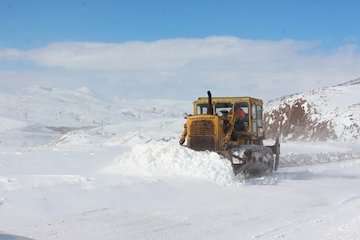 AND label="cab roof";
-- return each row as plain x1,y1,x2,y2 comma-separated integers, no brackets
194,96,263,105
